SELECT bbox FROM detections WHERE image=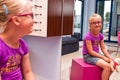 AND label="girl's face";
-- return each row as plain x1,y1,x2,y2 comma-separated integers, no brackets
89,16,102,35
18,12,33,34
16,5,34,36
